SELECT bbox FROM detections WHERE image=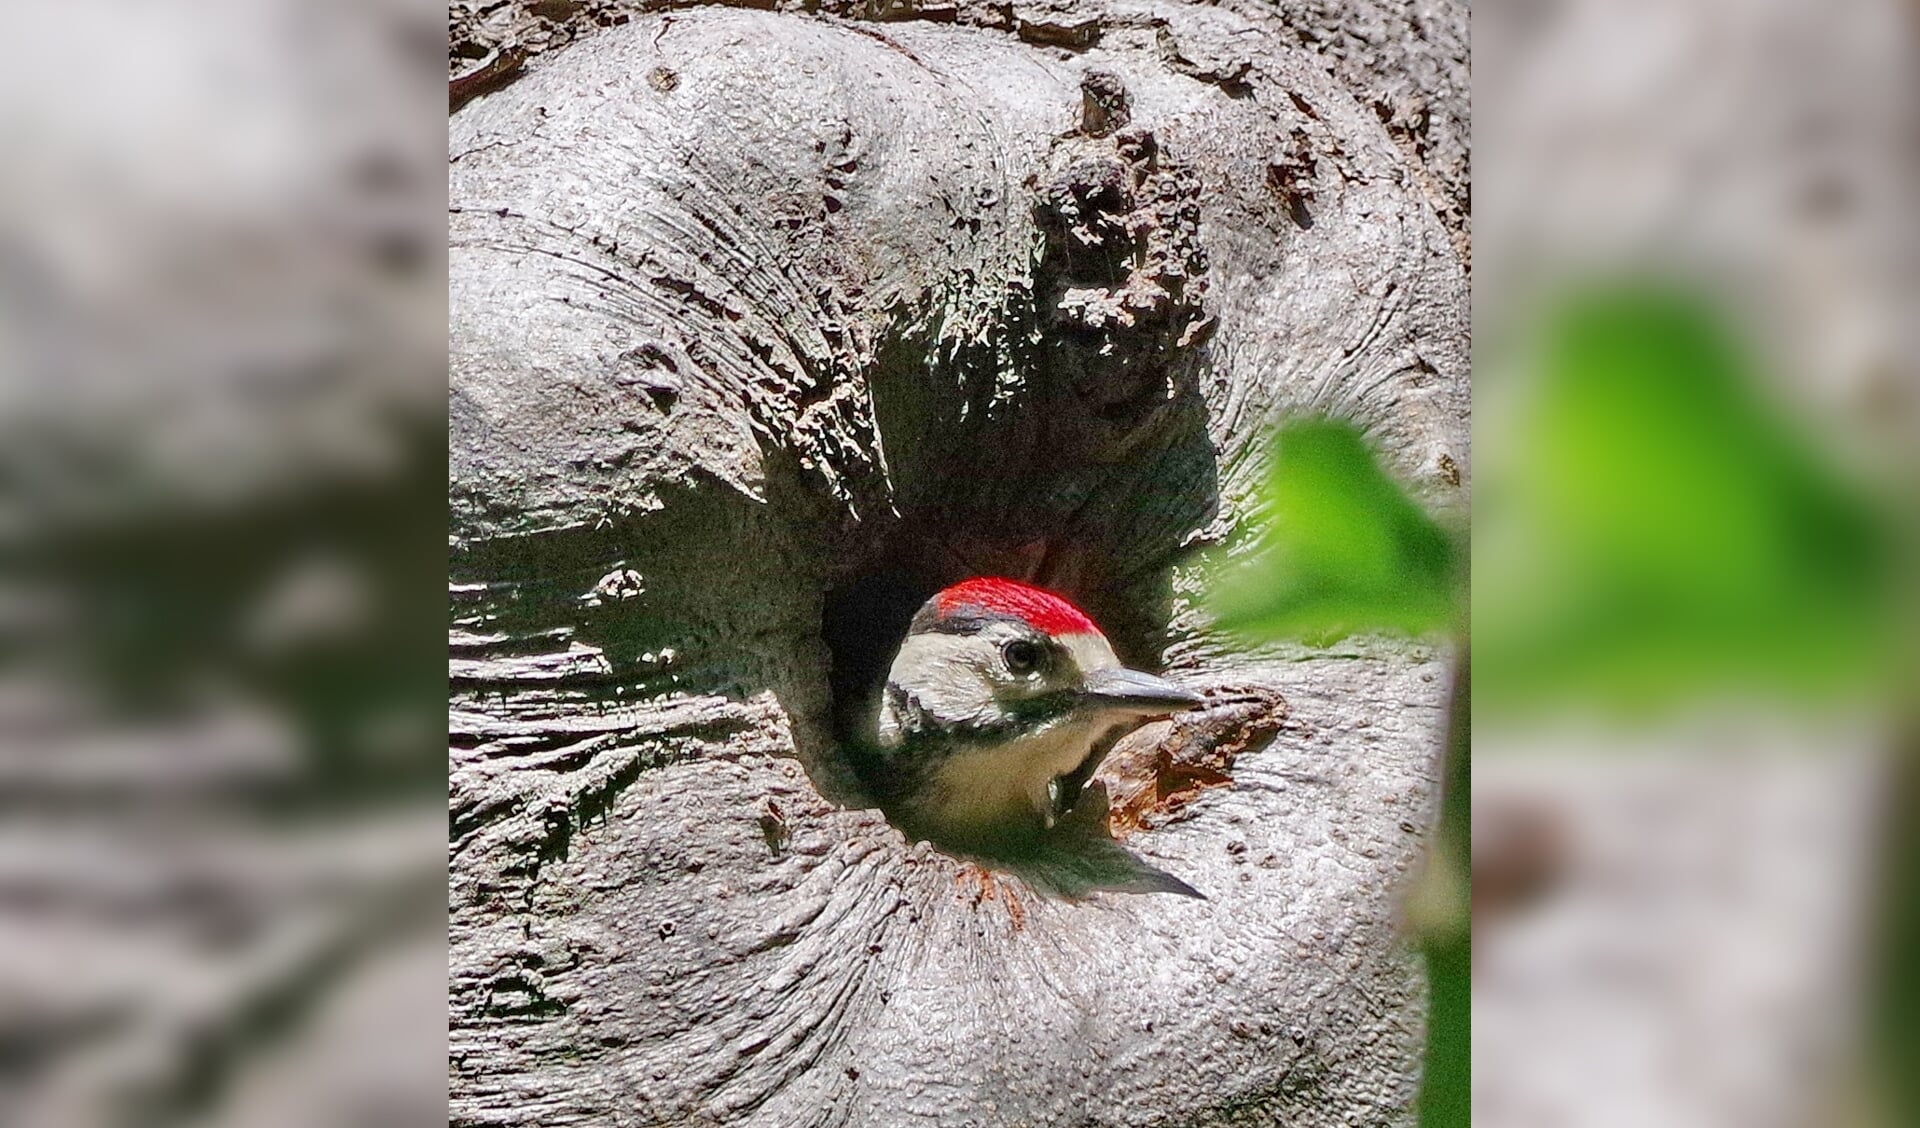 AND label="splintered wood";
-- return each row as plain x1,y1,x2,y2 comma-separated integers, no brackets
953,863,1030,930
1102,685,1291,837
